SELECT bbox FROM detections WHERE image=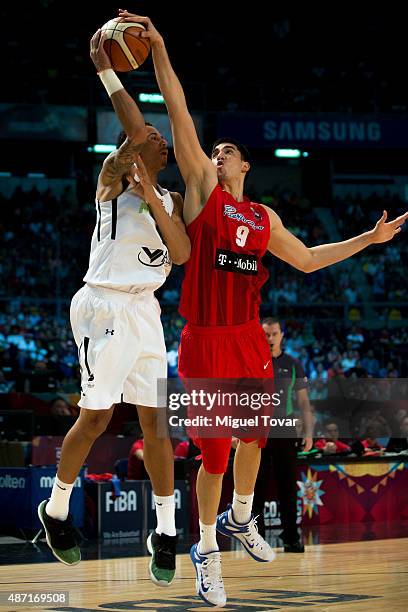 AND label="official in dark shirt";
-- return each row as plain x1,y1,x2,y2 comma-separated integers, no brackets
253,317,314,552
